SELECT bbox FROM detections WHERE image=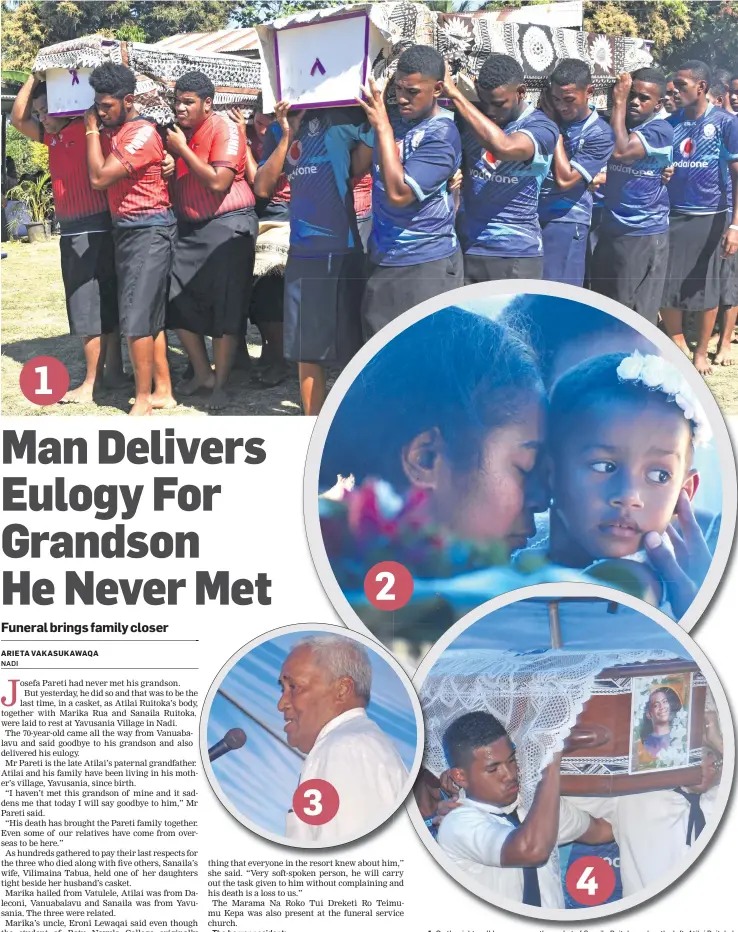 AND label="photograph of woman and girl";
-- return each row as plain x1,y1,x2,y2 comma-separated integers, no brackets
316,294,728,658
